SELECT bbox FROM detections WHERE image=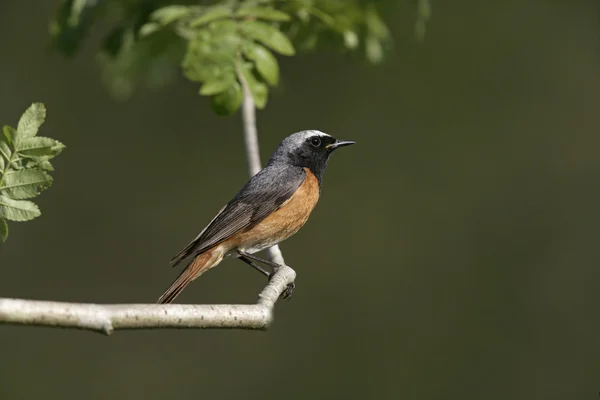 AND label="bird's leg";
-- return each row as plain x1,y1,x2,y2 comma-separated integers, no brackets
237,254,271,278
238,251,295,300
237,251,285,272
